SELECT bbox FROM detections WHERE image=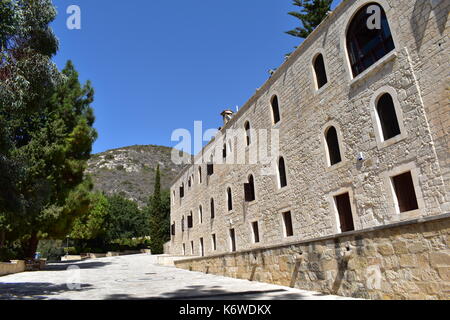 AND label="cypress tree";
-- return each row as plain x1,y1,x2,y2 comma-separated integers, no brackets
148,165,170,254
